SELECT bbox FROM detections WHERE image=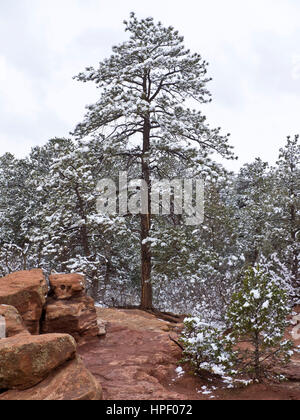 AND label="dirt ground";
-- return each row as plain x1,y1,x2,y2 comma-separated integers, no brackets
78,307,300,401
